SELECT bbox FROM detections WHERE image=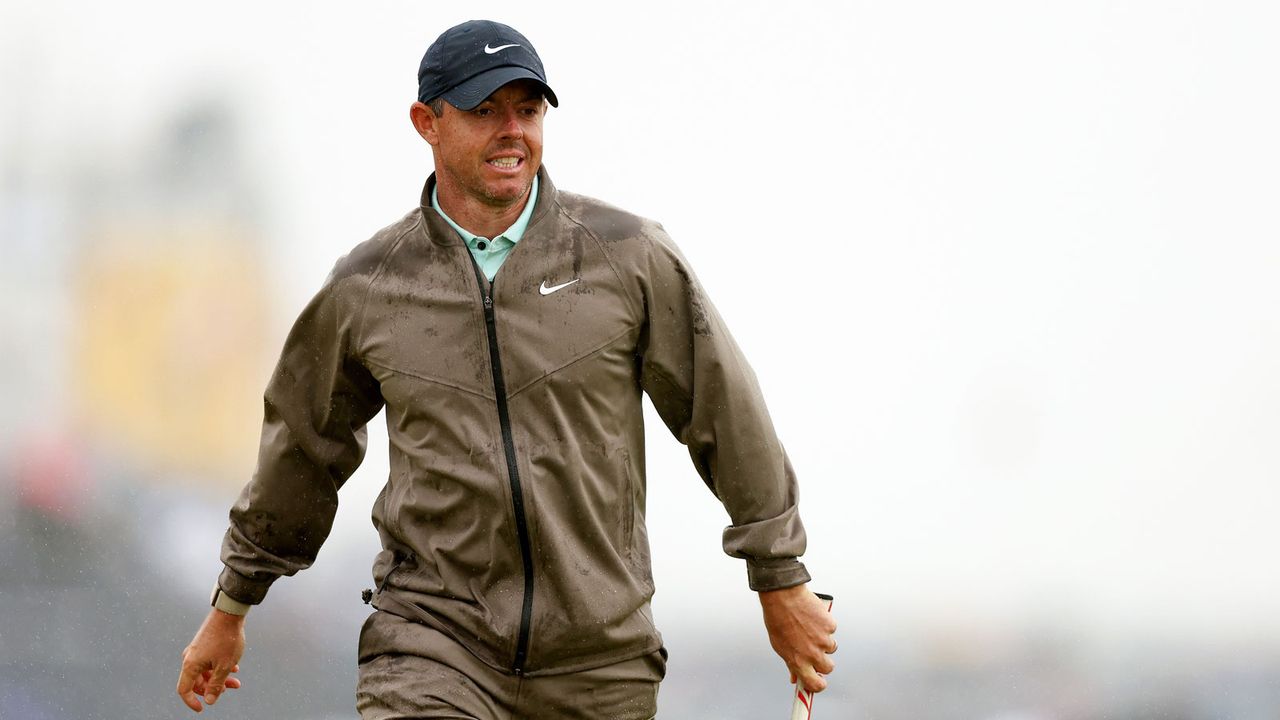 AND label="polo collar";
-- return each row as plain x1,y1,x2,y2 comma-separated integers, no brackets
422,168,550,248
